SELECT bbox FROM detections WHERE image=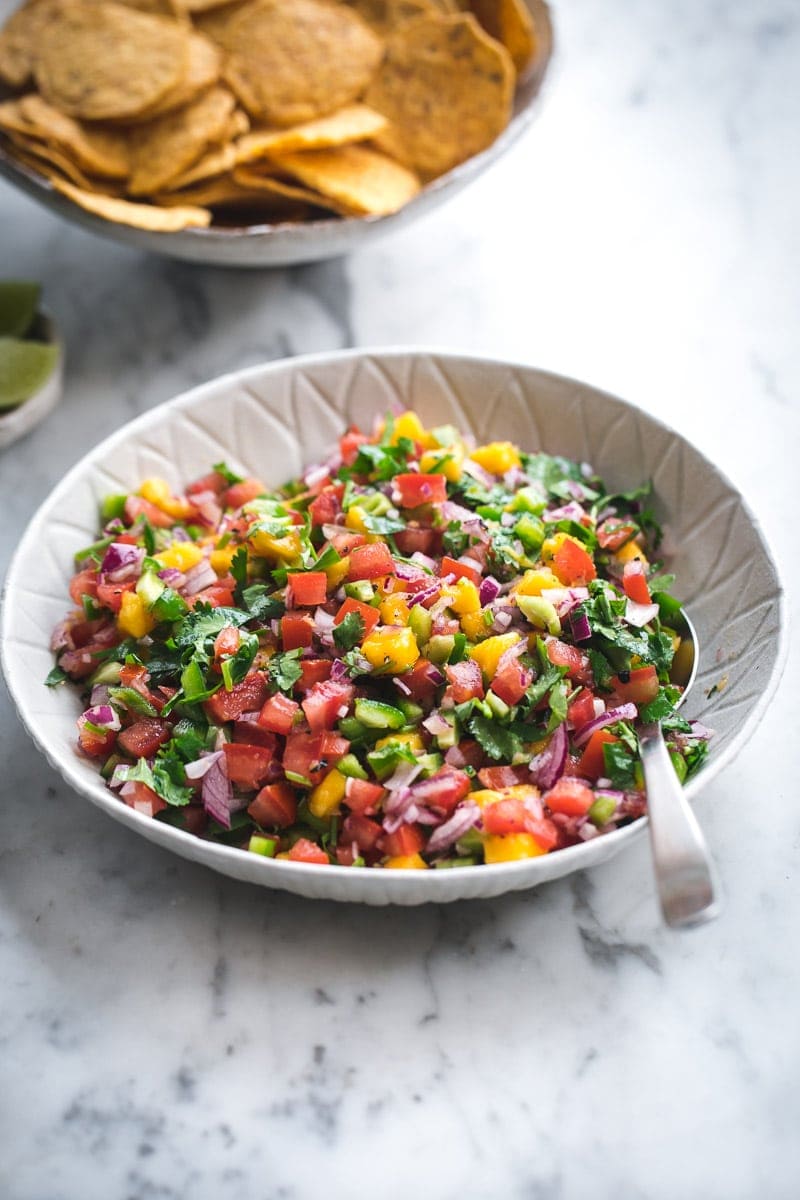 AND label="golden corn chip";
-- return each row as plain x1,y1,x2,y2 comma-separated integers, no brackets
226,109,251,140
233,162,352,214
222,0,383,127
128,84,235,195
2,131,102,189
119,31,222,124
182,0,246,11
53,178,212,229
18,95,129,179
192,0,255,46
154,175,268,206
365,13,514,179
344,1,437,36
235,104,387,163
466,0,537,78
0,0,59,89
34,0,190,121
0,98,39,138
261,144,421,216
162,141,236,190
